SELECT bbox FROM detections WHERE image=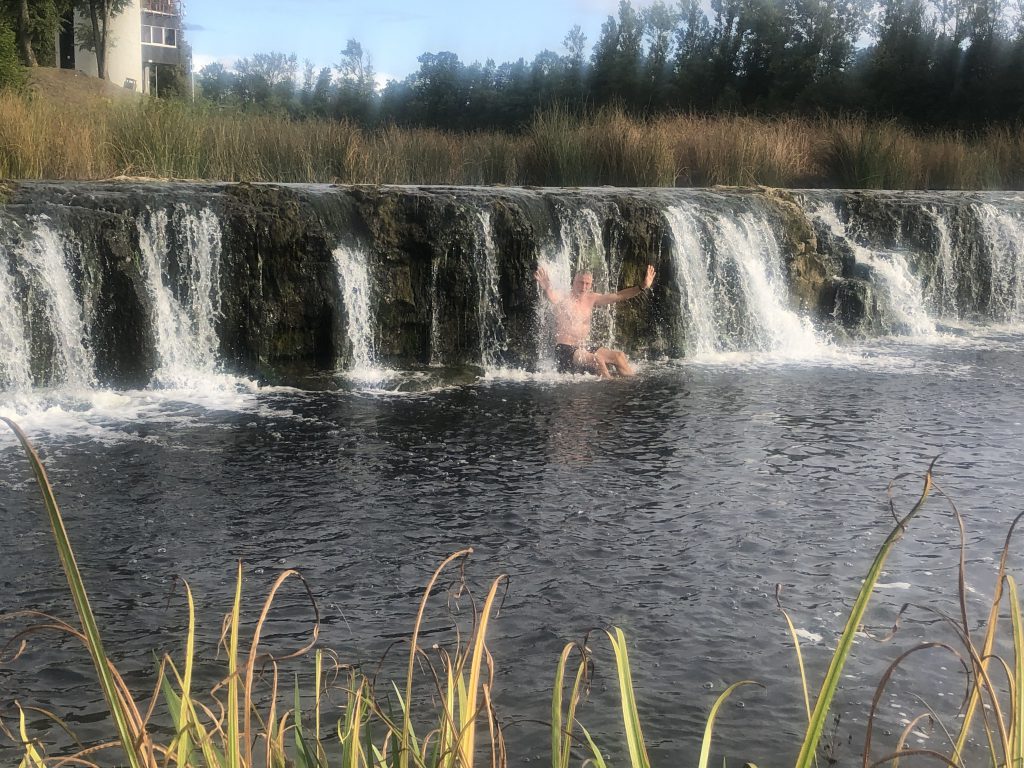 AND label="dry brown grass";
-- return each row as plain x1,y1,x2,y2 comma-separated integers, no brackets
664,114,820,187
1,89,1022,189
